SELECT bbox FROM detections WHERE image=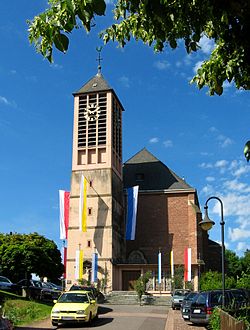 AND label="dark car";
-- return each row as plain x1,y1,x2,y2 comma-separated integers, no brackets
69,285,101,301
171,289,190,310
16,279,60,301
189,289,245,325
16,279,43,300
0,276,17,293
41,282,62,300
181,291,199,320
